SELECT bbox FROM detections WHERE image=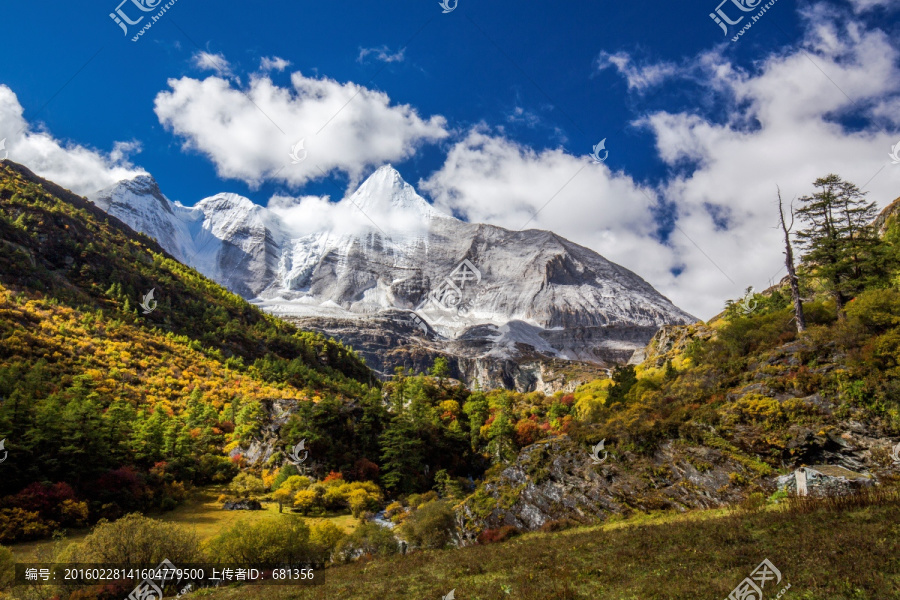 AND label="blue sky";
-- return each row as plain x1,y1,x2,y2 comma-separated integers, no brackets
1,0,899,317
